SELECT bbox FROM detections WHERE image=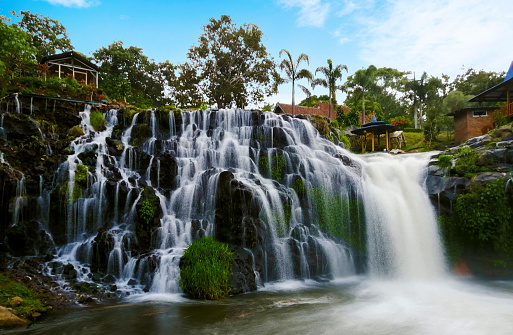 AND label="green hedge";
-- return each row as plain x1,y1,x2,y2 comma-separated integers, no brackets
180,237,233,299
